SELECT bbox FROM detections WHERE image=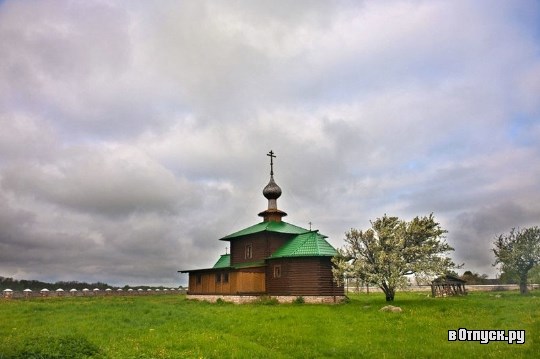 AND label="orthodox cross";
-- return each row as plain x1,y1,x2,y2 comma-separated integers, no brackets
267,150,276,176
309,221,312,230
